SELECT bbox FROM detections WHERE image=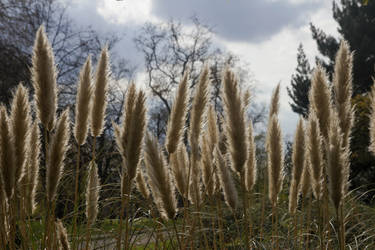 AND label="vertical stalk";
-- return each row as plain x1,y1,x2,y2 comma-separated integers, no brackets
42,128,49,250
72,144,81,250
241,174,250,249
260,167,267,241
